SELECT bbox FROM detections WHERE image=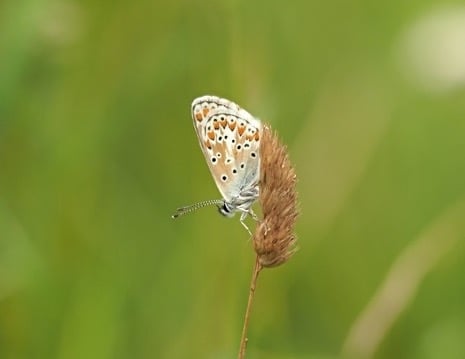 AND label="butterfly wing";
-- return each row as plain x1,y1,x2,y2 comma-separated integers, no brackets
191,96,262,204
